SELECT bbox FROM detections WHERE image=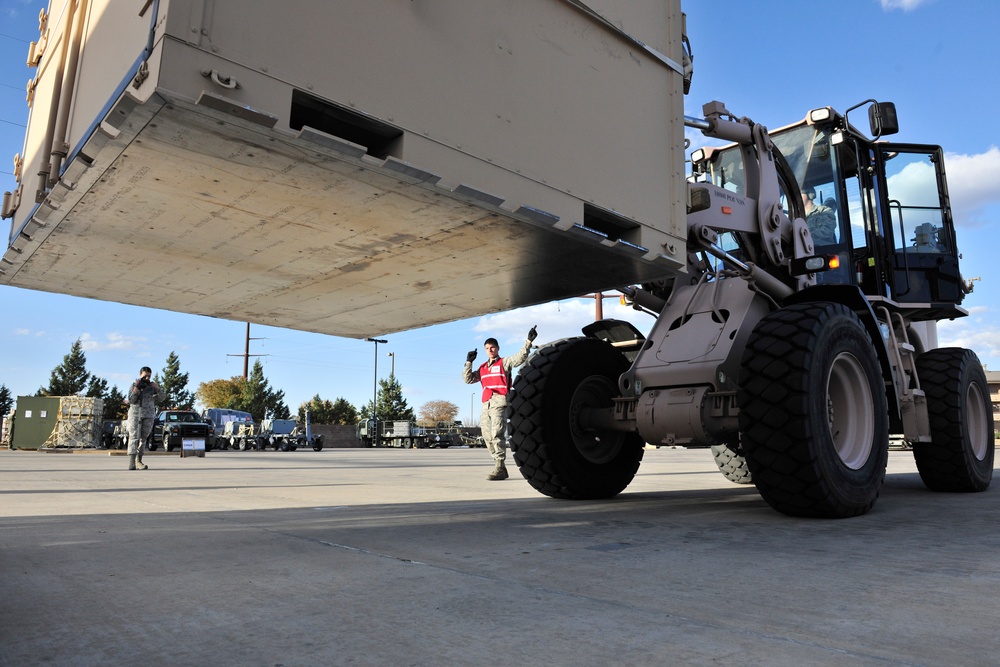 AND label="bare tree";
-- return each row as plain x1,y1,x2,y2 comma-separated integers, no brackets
418,400,460,426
